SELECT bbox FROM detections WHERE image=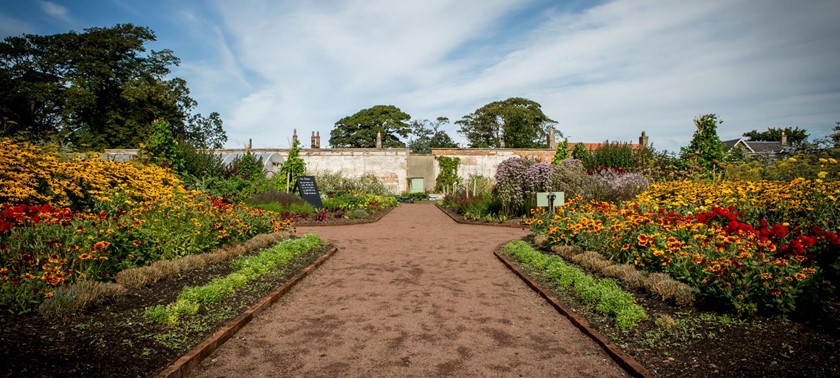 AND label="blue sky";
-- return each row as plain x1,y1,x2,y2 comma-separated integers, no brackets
2,0,839,151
